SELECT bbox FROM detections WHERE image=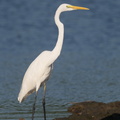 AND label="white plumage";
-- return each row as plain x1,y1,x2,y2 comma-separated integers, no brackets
17,3,89,120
